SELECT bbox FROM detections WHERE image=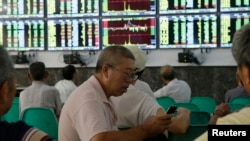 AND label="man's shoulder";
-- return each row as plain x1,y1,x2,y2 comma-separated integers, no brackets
0,121,54,141
54,80,63,87
226,86,247,95
177,79,188,83
44,85,60,95
177,79,191,87
19,86,33,95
